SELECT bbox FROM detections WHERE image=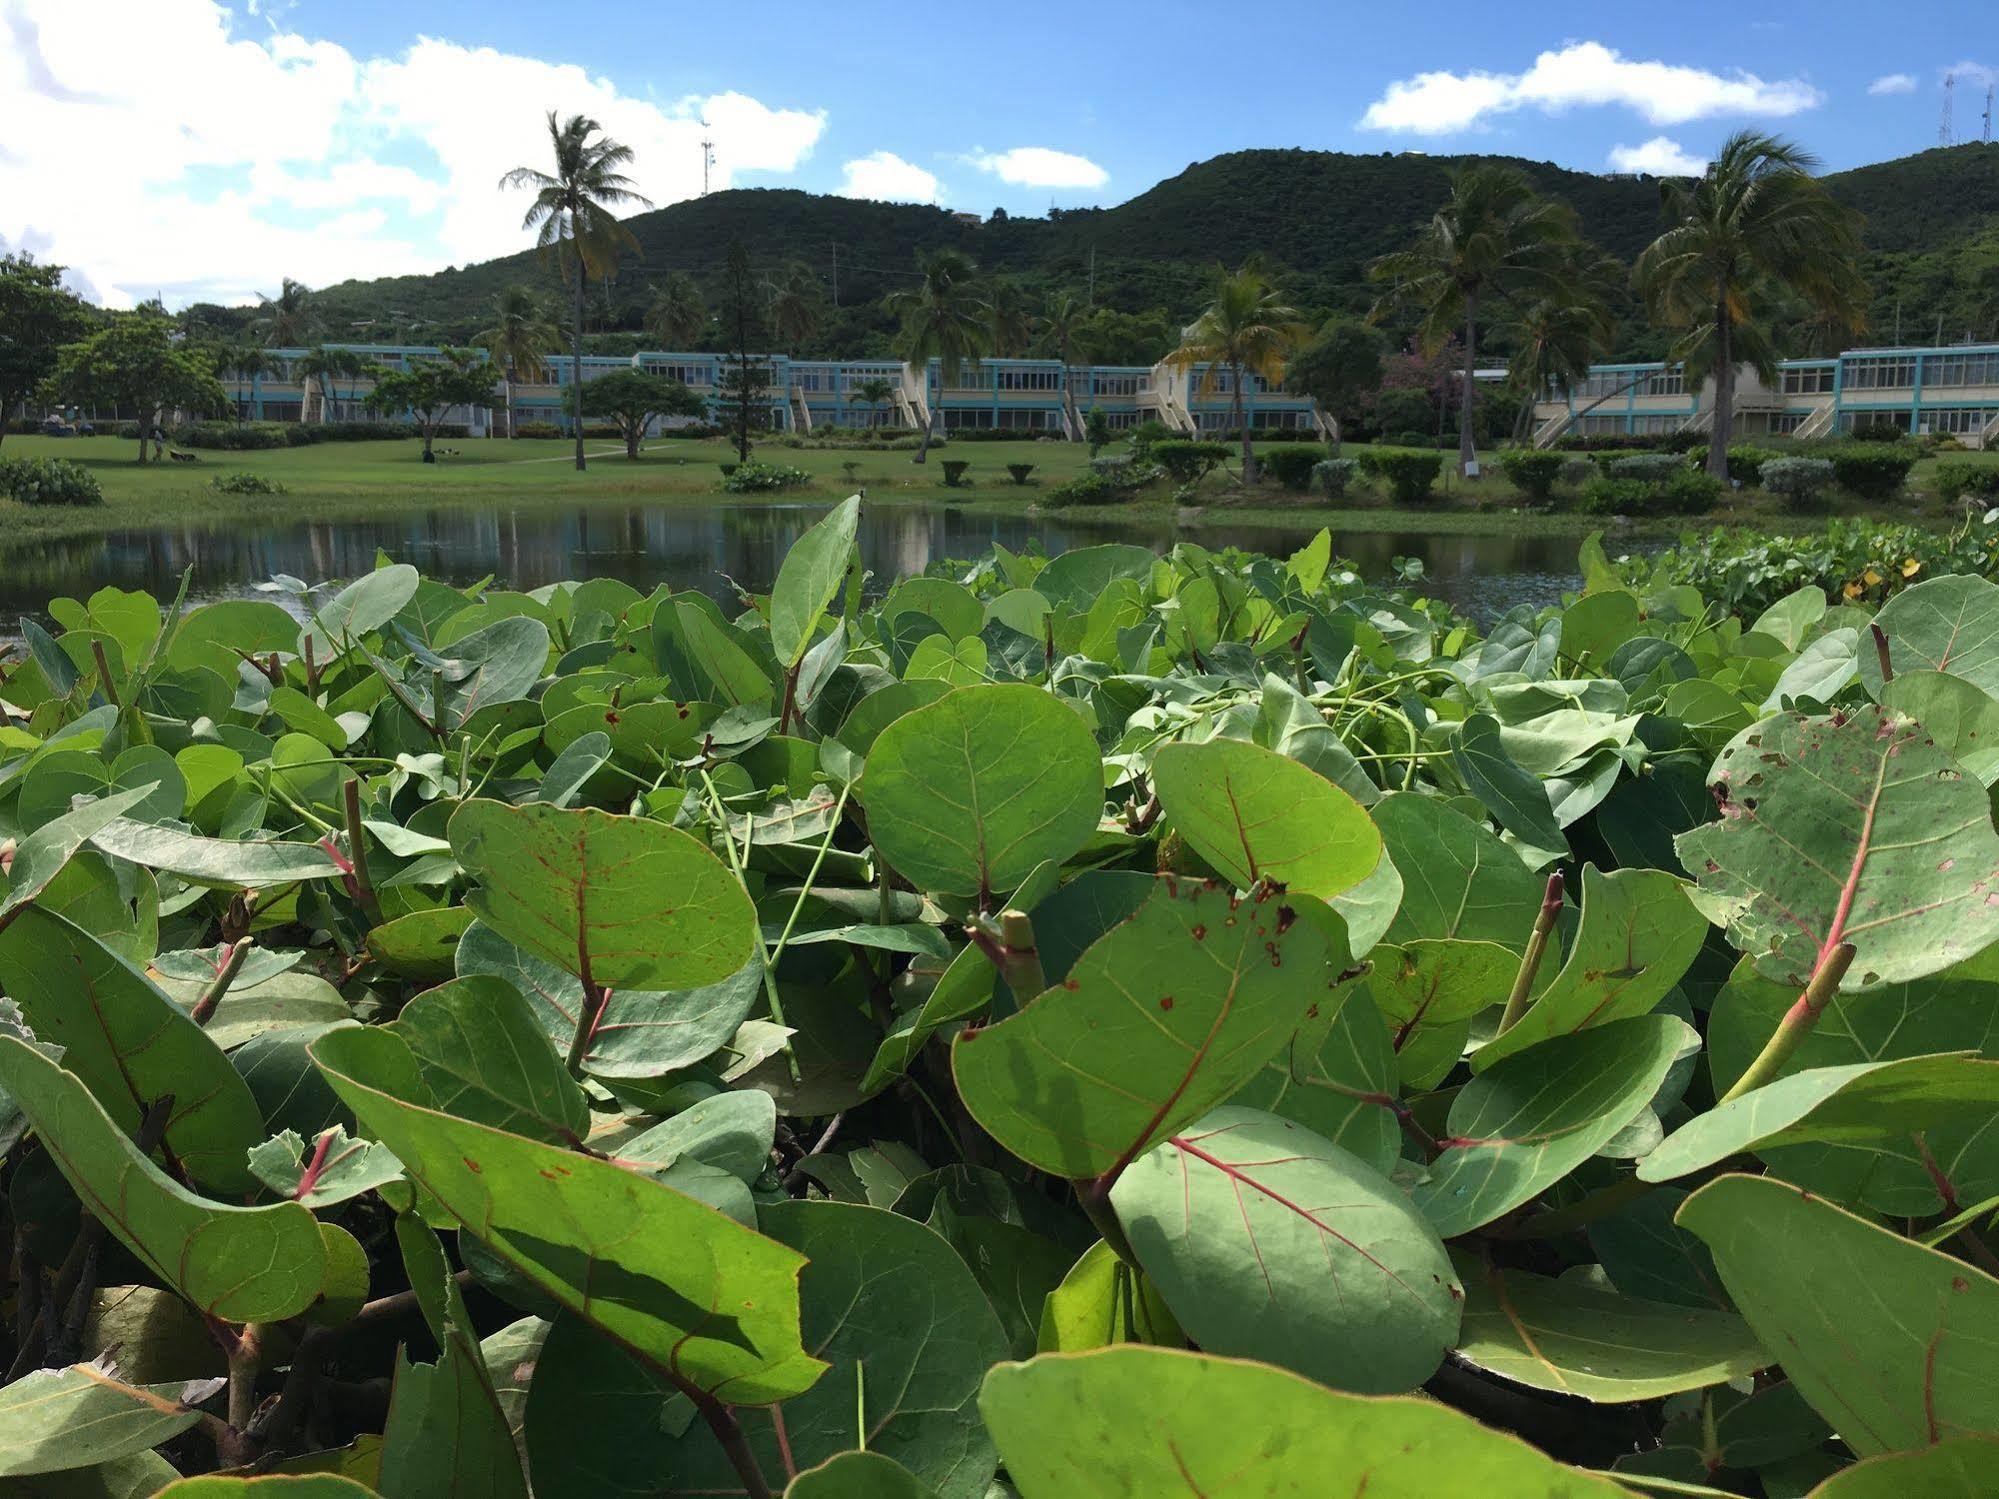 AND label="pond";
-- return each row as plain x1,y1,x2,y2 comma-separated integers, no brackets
0,501,1590,629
